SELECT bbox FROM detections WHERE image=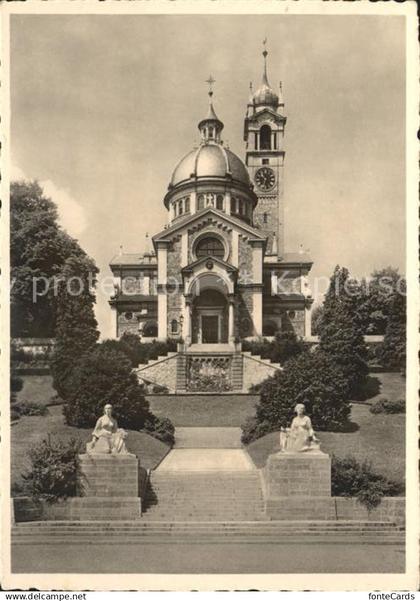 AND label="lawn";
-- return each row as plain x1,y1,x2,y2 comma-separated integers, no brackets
147,394,259,426
15,375,57,406
246,372,406,485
